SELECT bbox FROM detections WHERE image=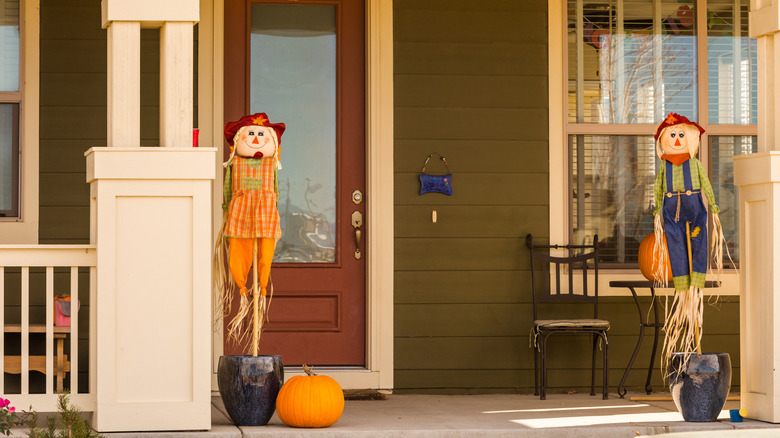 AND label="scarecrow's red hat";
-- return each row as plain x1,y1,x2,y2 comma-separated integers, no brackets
654,112,704,140
224,113,286,146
